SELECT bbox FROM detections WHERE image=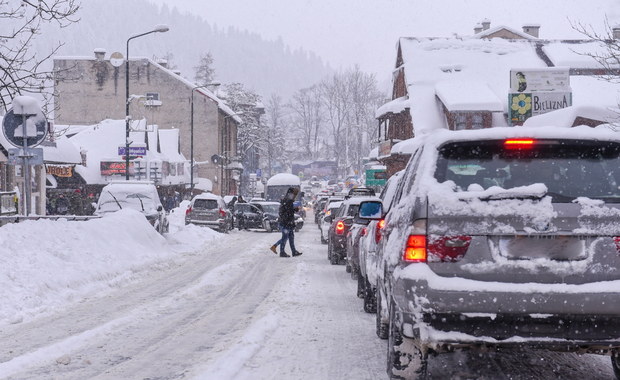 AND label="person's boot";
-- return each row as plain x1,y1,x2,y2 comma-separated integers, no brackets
270,245,277,254
292,251,303,257
280,251,290,258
